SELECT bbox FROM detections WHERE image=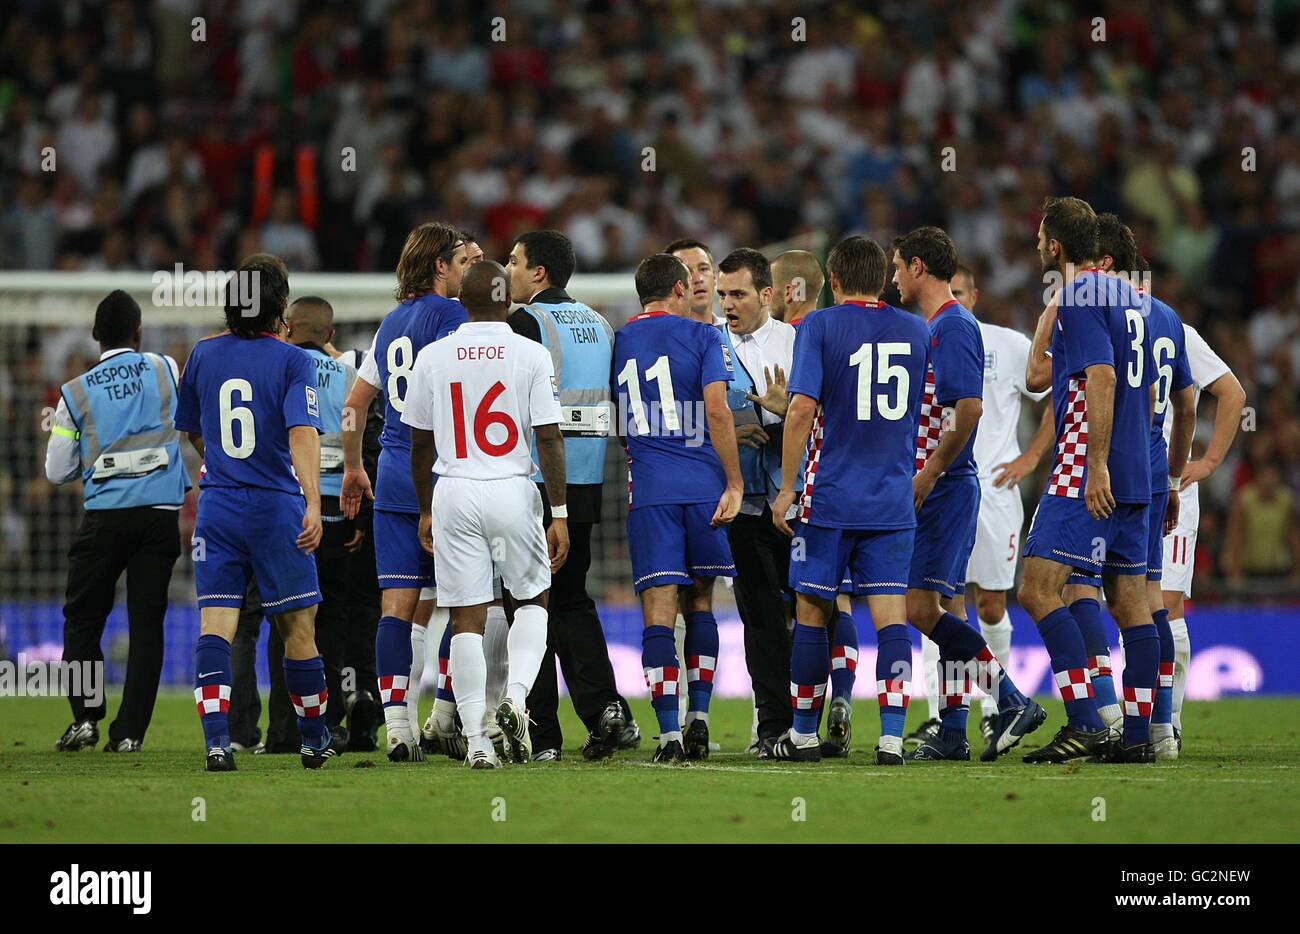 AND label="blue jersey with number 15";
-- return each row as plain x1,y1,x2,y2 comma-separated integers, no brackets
174,333,322,495
787,300,930,530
